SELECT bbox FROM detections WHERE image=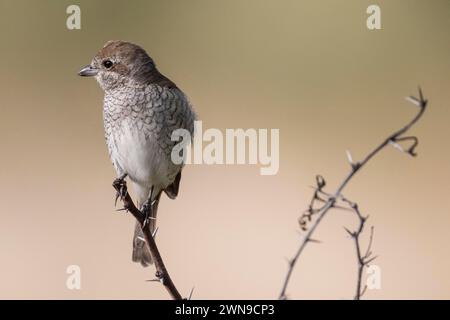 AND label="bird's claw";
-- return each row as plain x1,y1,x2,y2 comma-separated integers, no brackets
112,174,128,207
142,198,159,228
114,192,120,206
